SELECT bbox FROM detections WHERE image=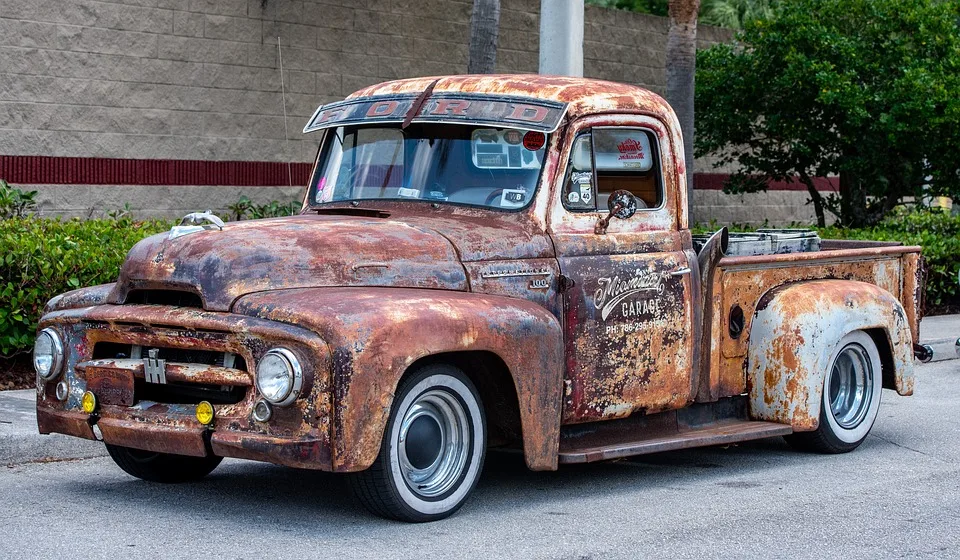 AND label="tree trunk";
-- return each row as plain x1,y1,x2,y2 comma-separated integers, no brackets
666,0,700,226
467,0,501,74
800,172,826,228
839,170,868,227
